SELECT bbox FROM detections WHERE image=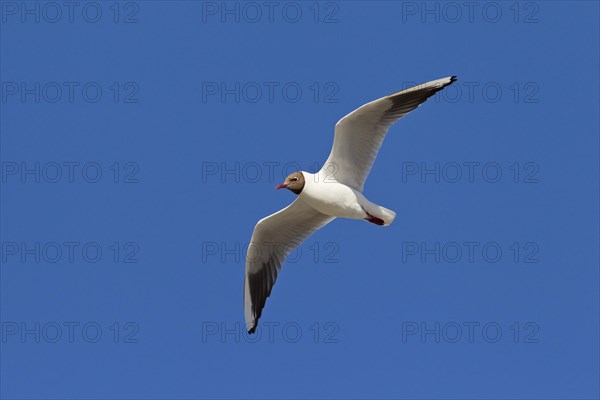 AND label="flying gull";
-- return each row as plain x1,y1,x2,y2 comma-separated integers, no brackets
244,76,457,333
